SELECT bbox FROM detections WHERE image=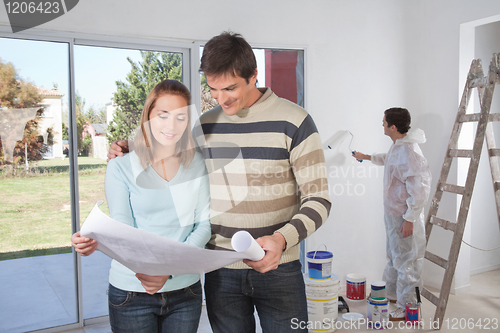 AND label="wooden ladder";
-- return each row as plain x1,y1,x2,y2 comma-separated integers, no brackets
422,53,500,329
